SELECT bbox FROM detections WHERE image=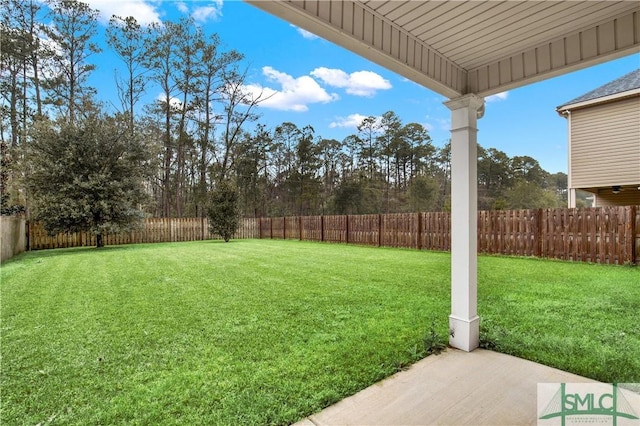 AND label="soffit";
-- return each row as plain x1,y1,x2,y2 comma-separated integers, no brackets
245,0,640,98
